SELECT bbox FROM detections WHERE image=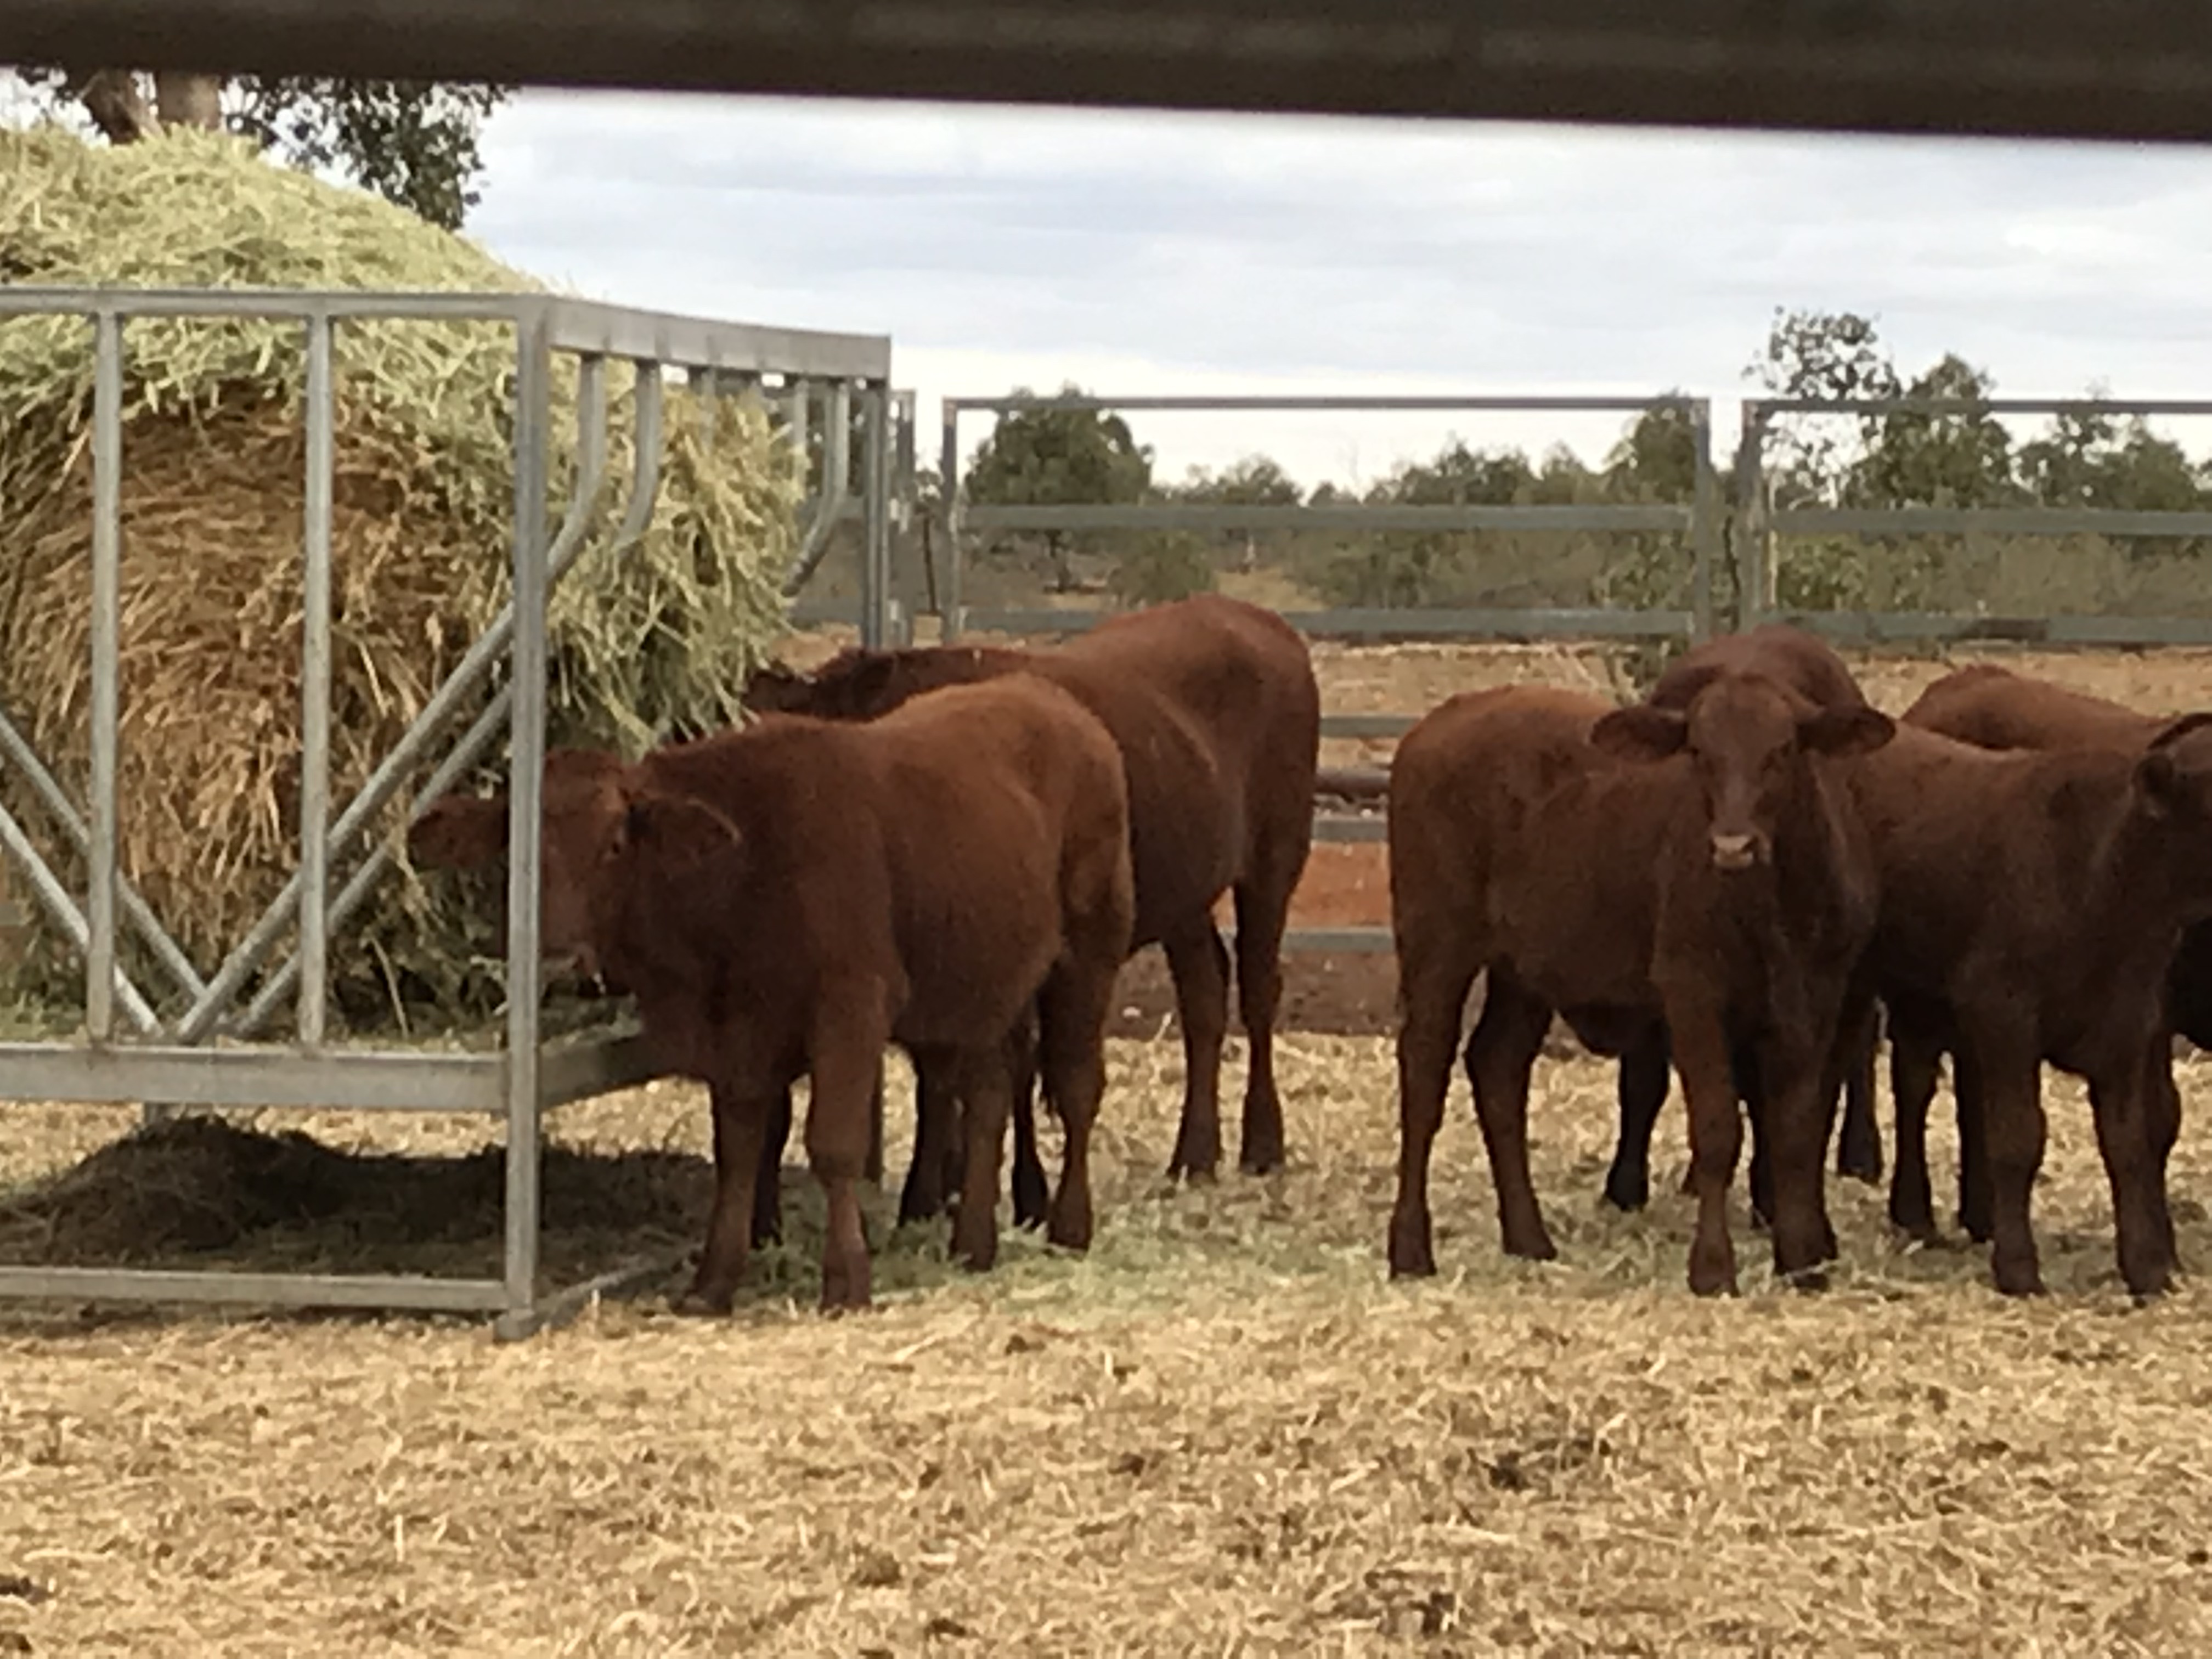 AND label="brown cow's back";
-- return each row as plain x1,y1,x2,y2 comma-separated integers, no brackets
1902,663,2161,752
640,676,1130,1048
741,594,1321,1184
